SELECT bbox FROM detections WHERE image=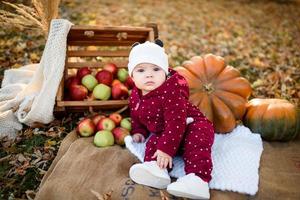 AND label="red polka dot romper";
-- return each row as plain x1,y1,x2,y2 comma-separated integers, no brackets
129,69,214,182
